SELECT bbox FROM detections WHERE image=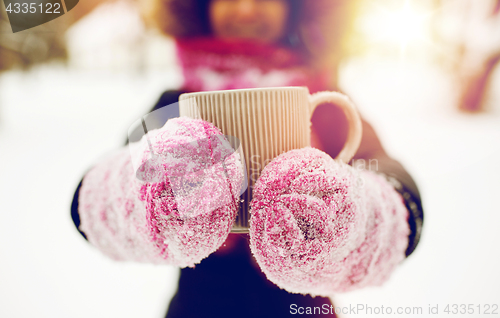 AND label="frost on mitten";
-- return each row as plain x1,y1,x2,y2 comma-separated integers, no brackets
249,147,409,296
79,117,244,267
